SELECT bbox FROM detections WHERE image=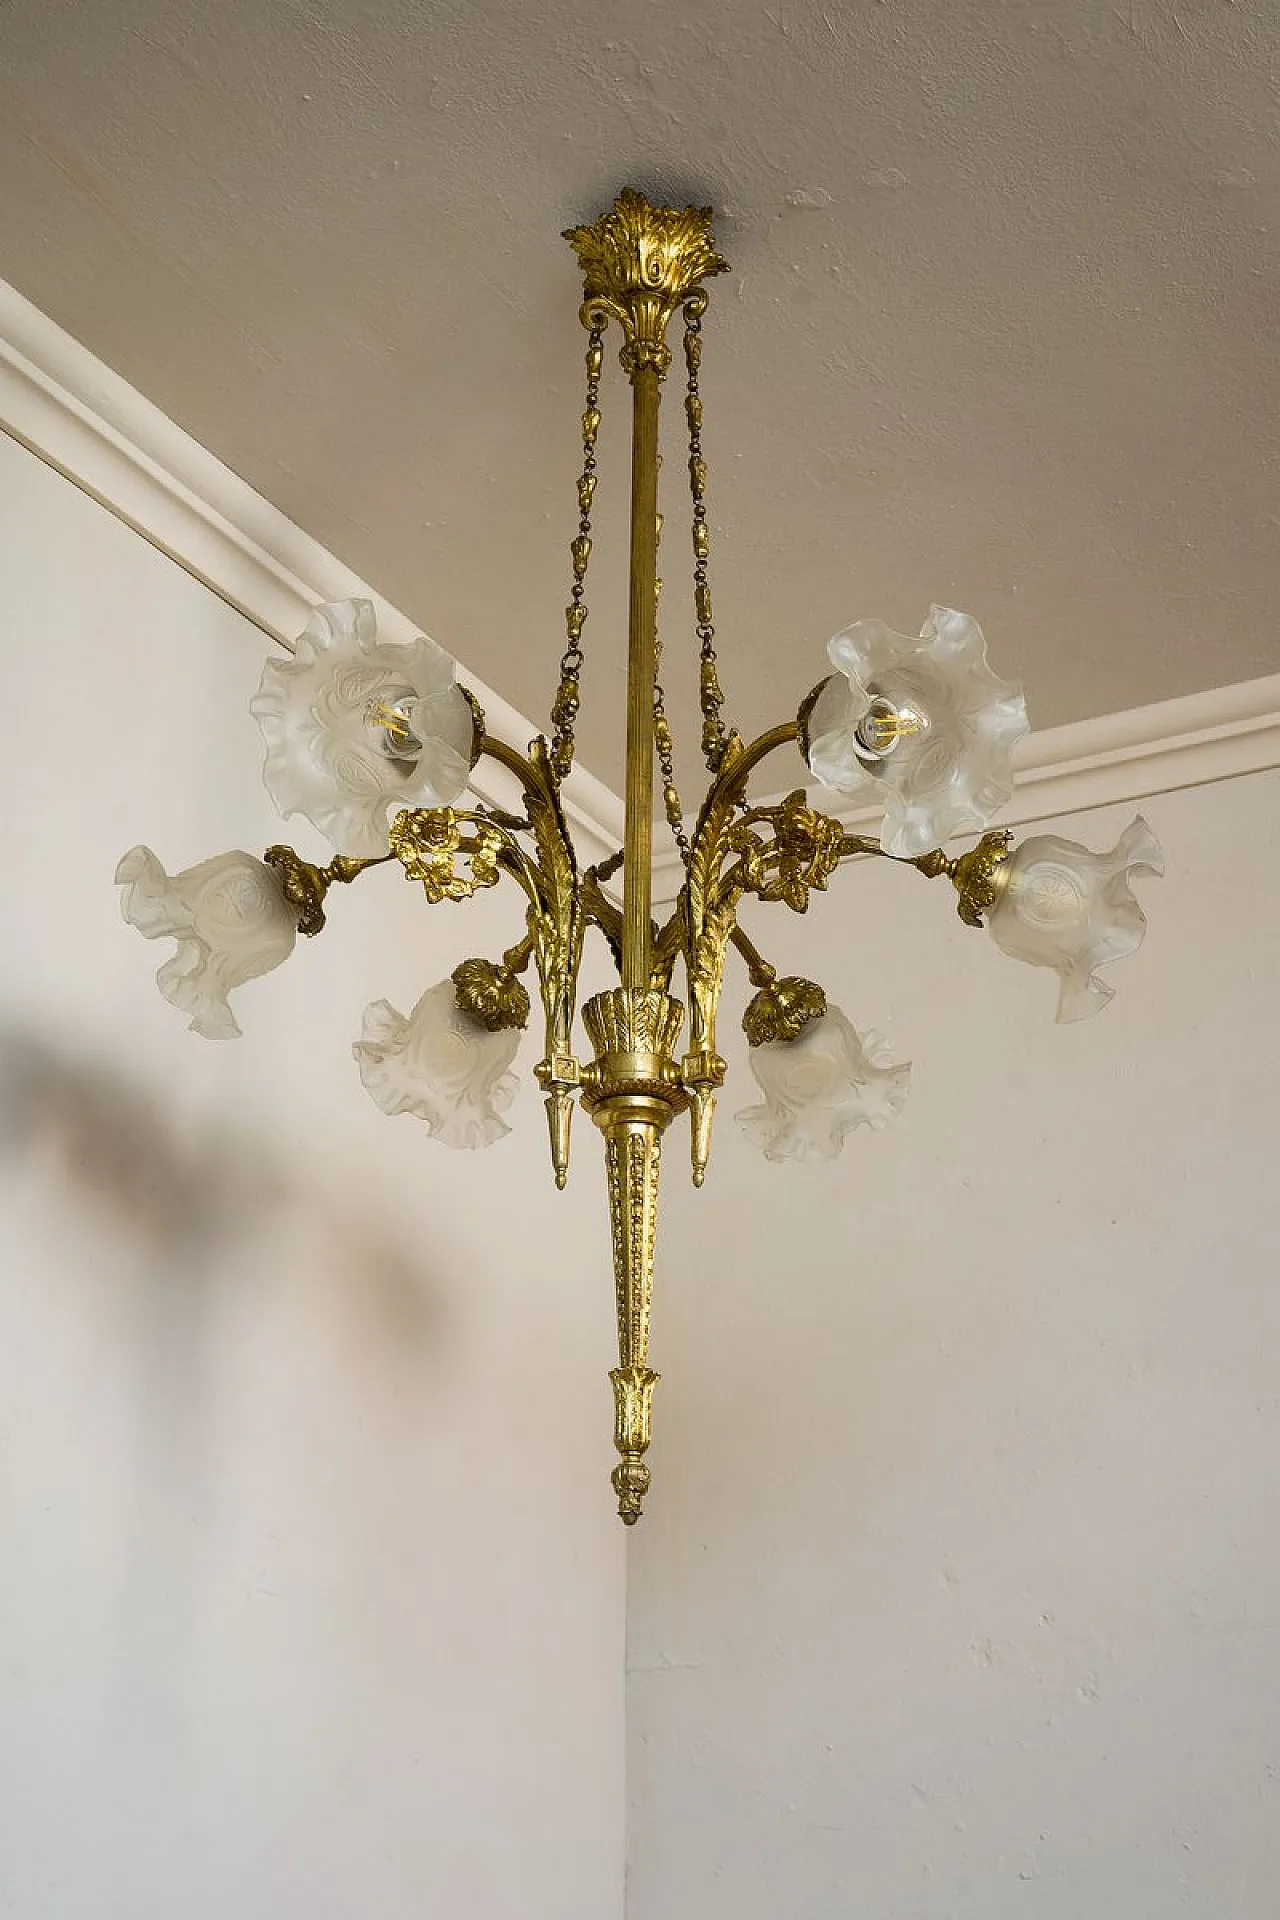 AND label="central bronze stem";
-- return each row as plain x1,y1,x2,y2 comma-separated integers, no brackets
622,364,661,992
563,190,730,1522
